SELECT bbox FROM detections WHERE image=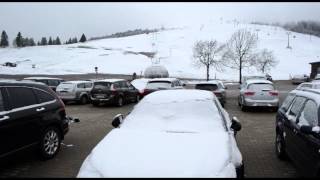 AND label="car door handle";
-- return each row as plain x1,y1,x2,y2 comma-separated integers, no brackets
36,107,45,112
0,115,9,121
